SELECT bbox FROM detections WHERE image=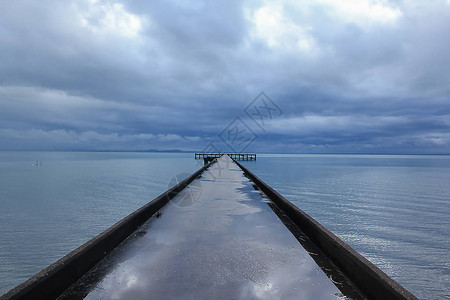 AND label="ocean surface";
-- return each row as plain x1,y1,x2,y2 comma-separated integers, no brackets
0,152,449,299
242,154,450,299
